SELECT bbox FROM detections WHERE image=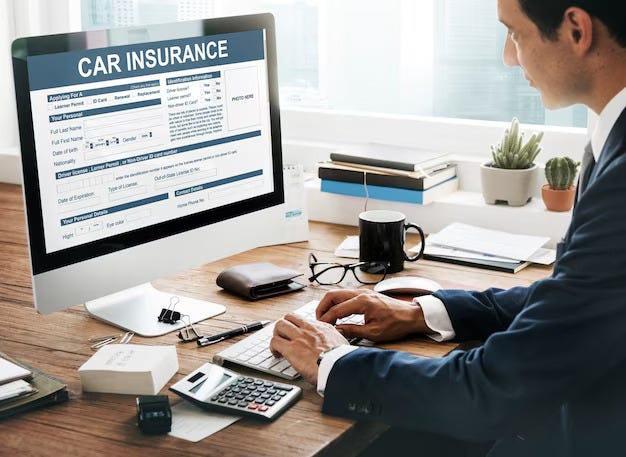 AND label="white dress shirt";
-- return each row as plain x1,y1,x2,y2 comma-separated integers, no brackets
317,85,626,395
